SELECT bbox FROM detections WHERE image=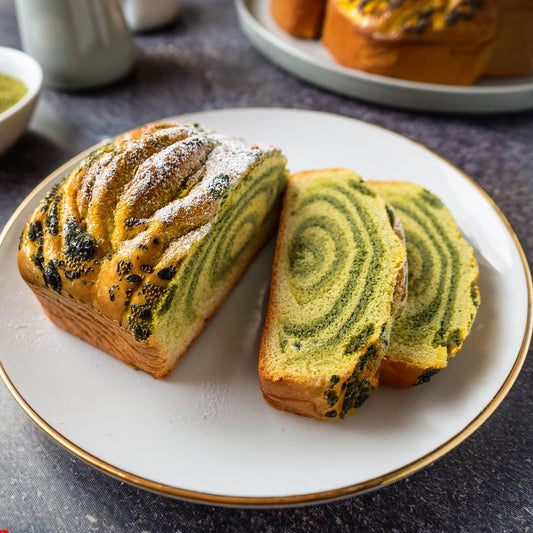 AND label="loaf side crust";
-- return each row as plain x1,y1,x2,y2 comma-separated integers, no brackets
379,355,443,389
27,281,172,377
